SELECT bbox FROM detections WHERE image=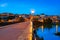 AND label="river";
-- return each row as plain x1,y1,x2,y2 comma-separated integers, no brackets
35,24,60,40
